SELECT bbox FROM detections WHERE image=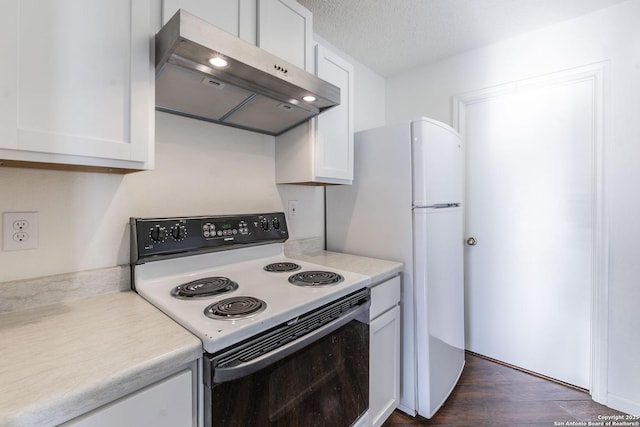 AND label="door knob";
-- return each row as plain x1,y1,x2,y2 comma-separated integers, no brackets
466,237,477,246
